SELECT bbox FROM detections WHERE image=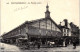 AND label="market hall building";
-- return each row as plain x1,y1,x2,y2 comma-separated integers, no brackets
2,4,62,45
